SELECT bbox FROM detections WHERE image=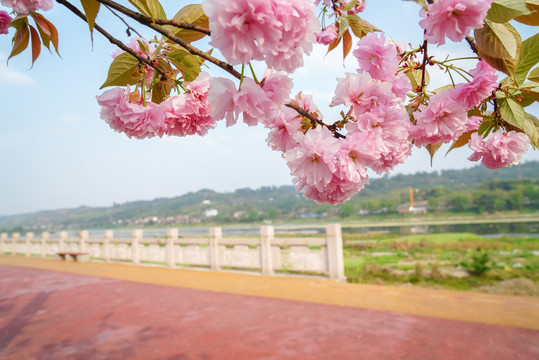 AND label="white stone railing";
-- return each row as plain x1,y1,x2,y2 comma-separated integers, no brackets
0,224,345,281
